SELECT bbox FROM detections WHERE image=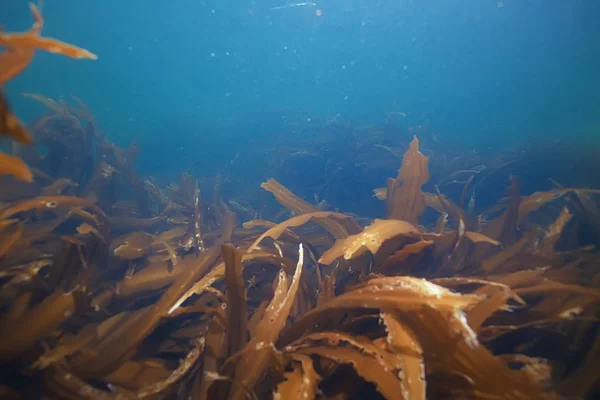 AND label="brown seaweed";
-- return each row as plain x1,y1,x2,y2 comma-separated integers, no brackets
386,136,430,224
0,12,599,396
